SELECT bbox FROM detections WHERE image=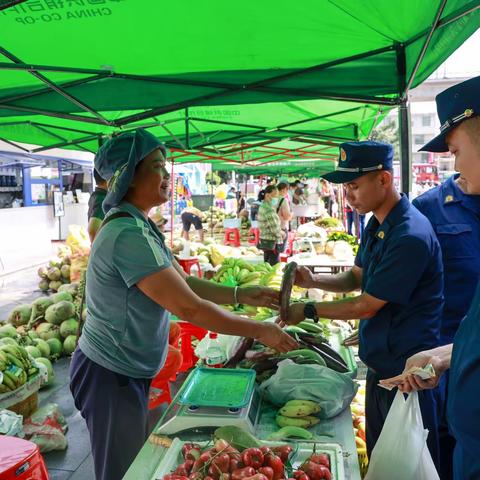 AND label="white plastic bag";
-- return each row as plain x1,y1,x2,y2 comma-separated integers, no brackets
365,390,439,480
